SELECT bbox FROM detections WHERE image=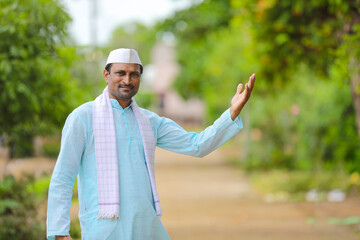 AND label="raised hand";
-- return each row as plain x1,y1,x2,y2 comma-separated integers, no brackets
230,73,255,120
